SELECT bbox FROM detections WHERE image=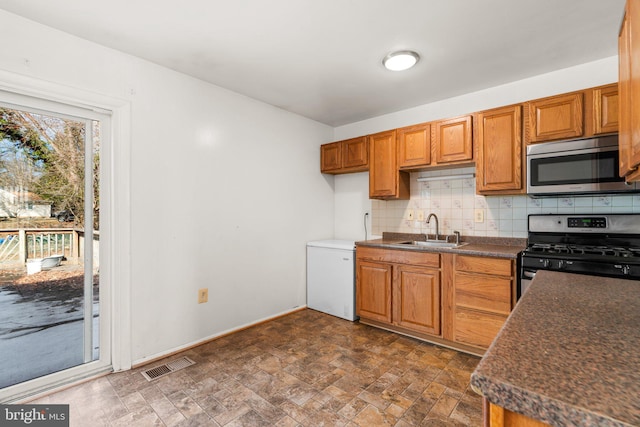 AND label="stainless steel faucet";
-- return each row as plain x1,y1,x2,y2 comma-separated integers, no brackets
426,213,440,241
